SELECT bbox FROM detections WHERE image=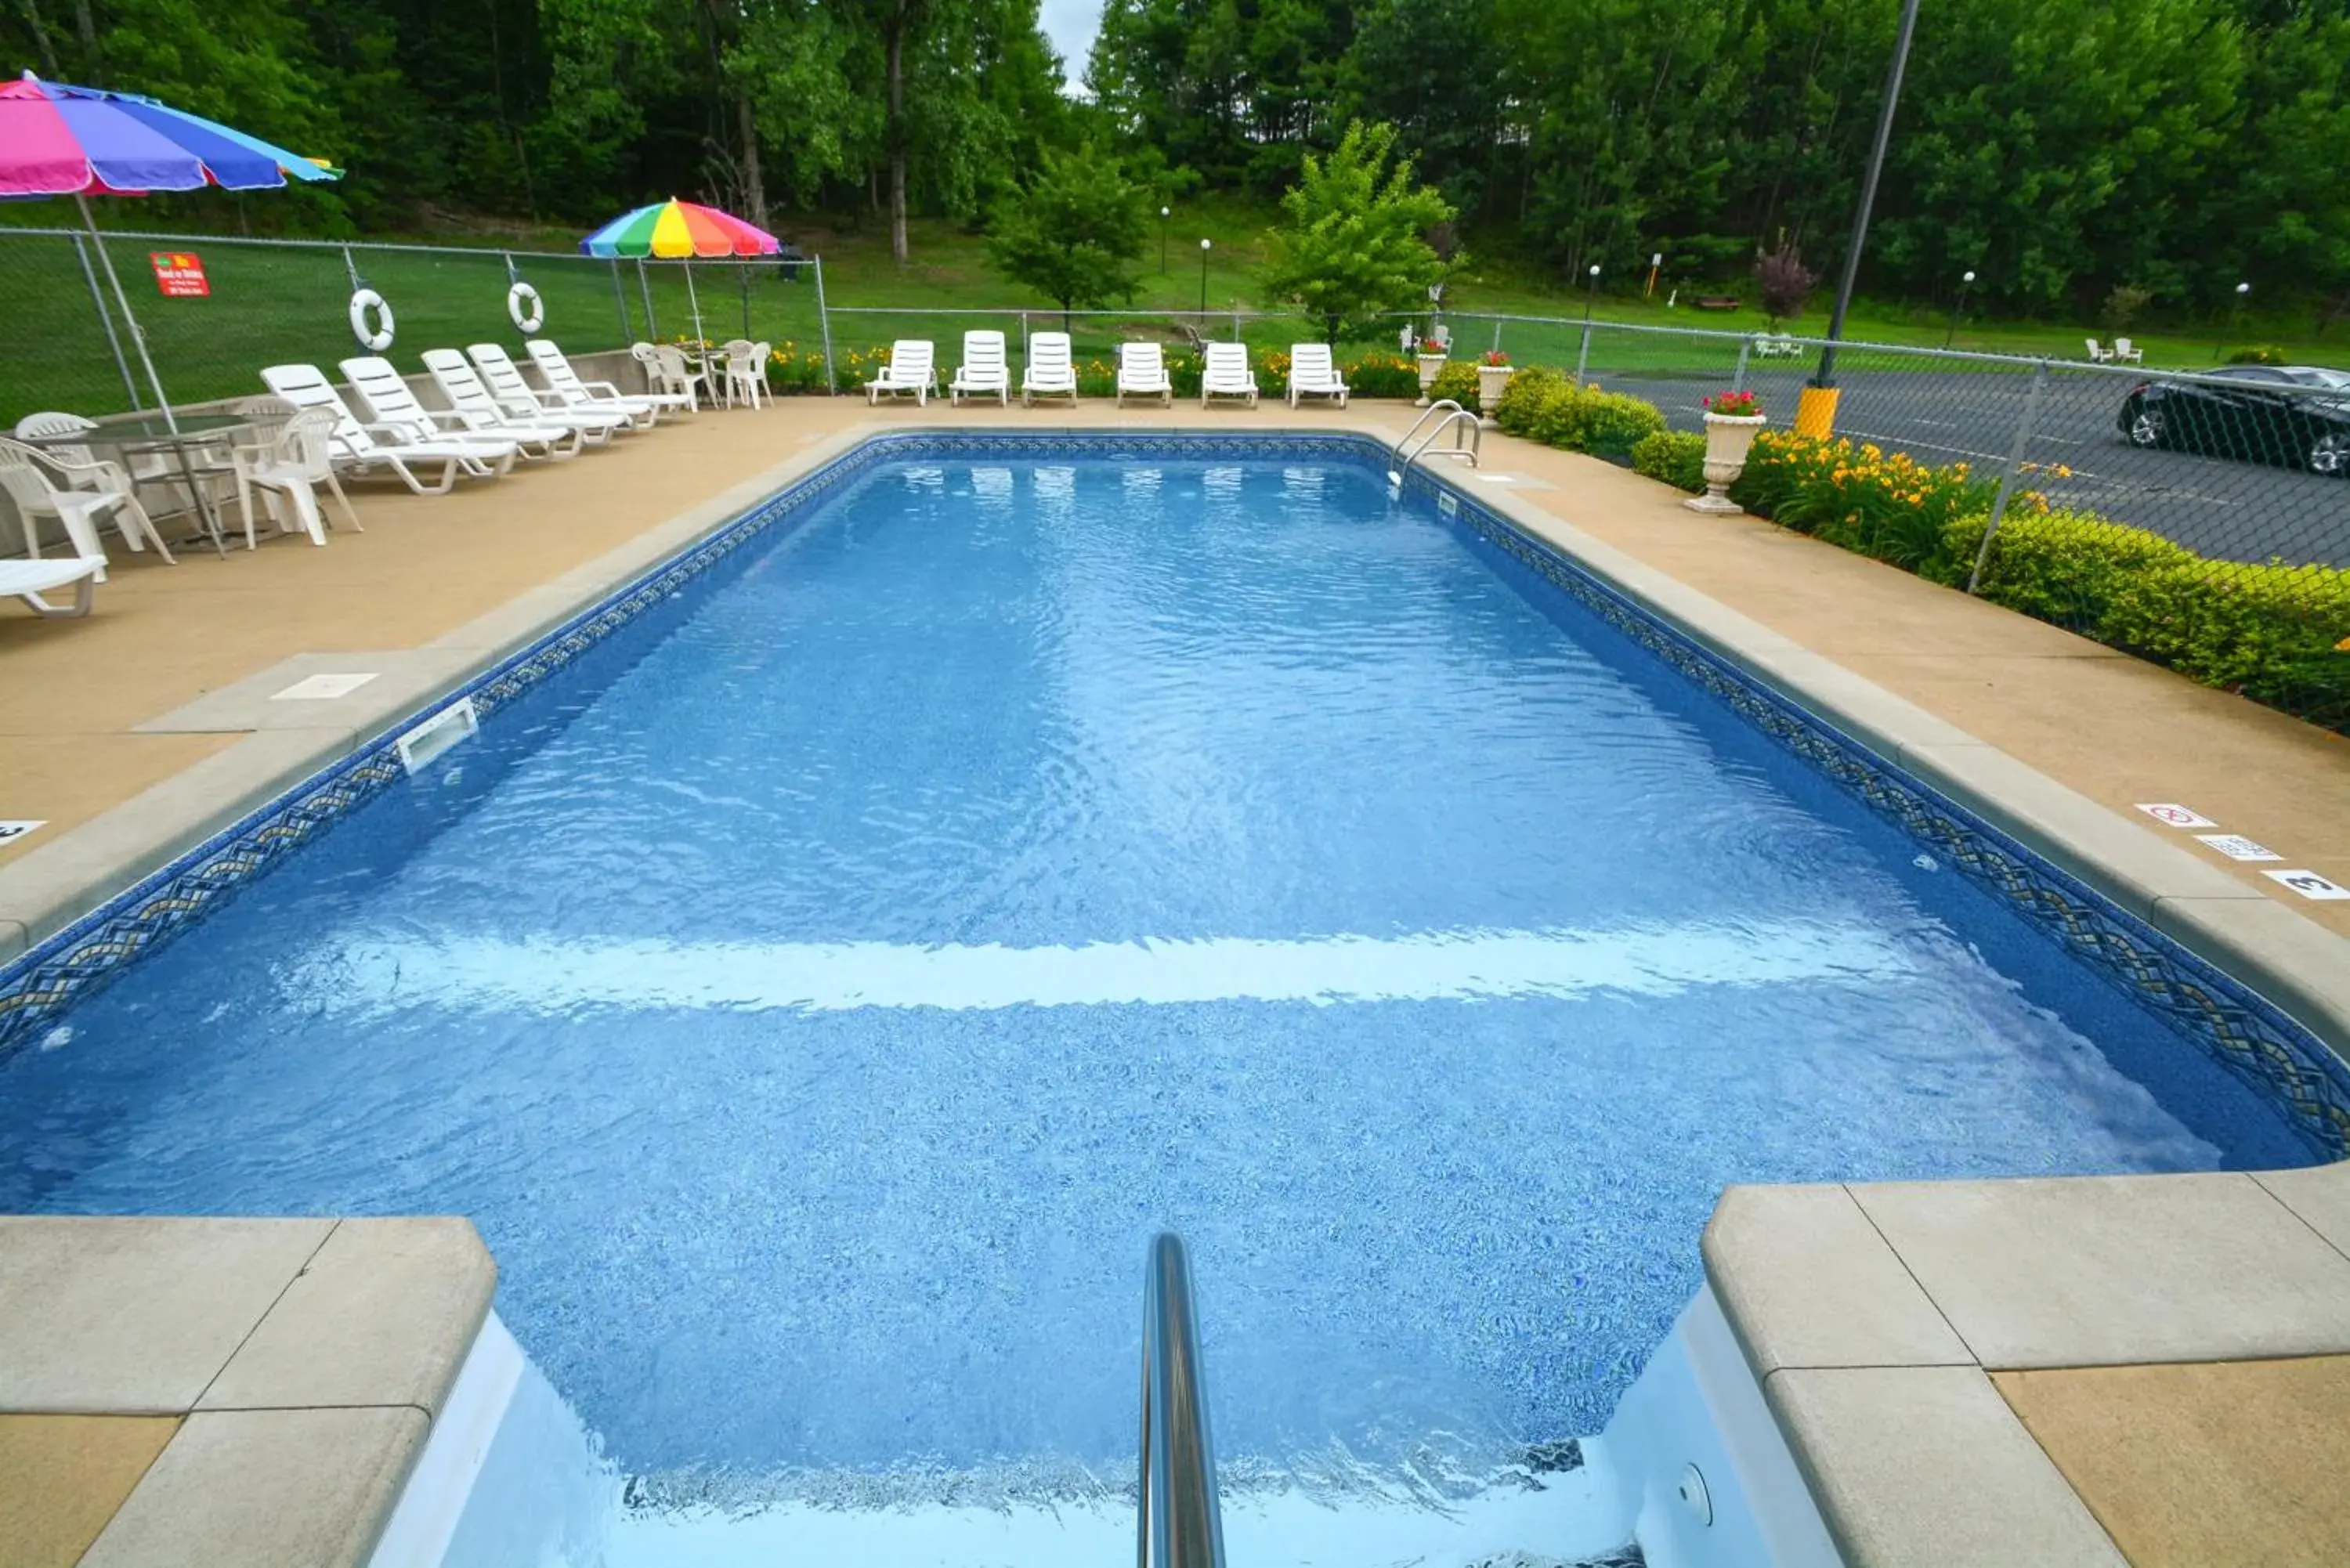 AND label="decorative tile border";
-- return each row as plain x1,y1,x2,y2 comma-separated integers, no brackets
2,430,2344,1160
